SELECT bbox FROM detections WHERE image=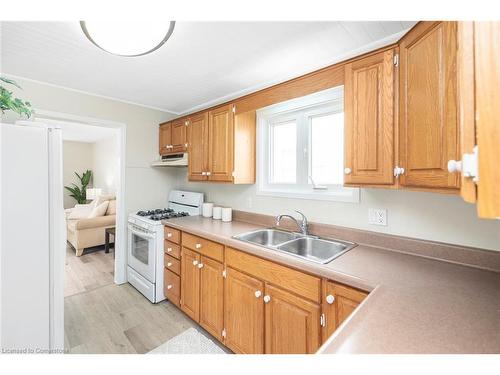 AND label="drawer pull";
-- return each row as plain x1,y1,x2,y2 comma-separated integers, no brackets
195,243,202,249
326,294,335,304
167,285,173,290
